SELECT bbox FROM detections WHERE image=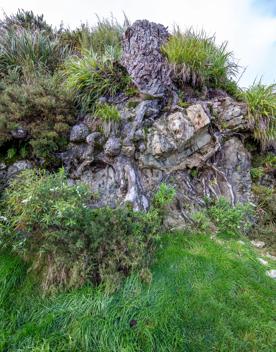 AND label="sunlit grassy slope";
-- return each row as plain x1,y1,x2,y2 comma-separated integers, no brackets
1,233,275,352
